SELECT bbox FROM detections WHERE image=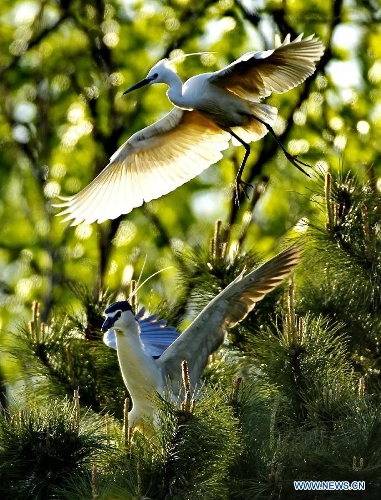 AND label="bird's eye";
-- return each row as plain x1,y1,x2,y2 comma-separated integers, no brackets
115,311,122,319
152,73,158,79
